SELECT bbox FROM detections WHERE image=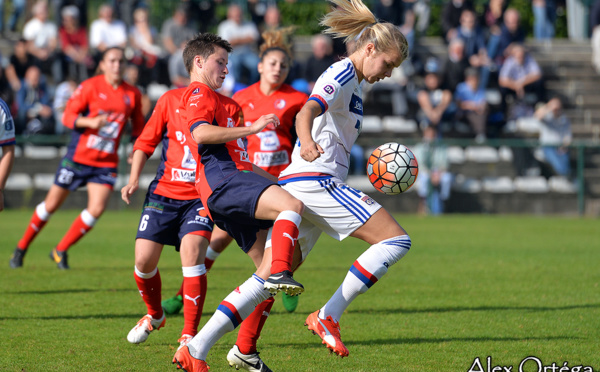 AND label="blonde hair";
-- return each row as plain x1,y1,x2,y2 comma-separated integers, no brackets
259,27,295,61
320,0,408,62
